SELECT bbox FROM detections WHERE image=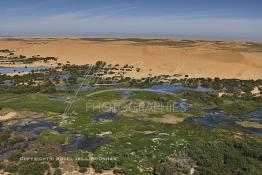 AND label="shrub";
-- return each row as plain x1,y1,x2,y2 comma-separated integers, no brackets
0,162,4,170
0,129,12,142
18,162,46,175
91,159,115,173
8,150,22,161
77,160,89,168
51,160,60,168
153,139,262,175
153,152,193,175
53,168,62,175
4,164,18,173
91,161,103,173
79,167,87,173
